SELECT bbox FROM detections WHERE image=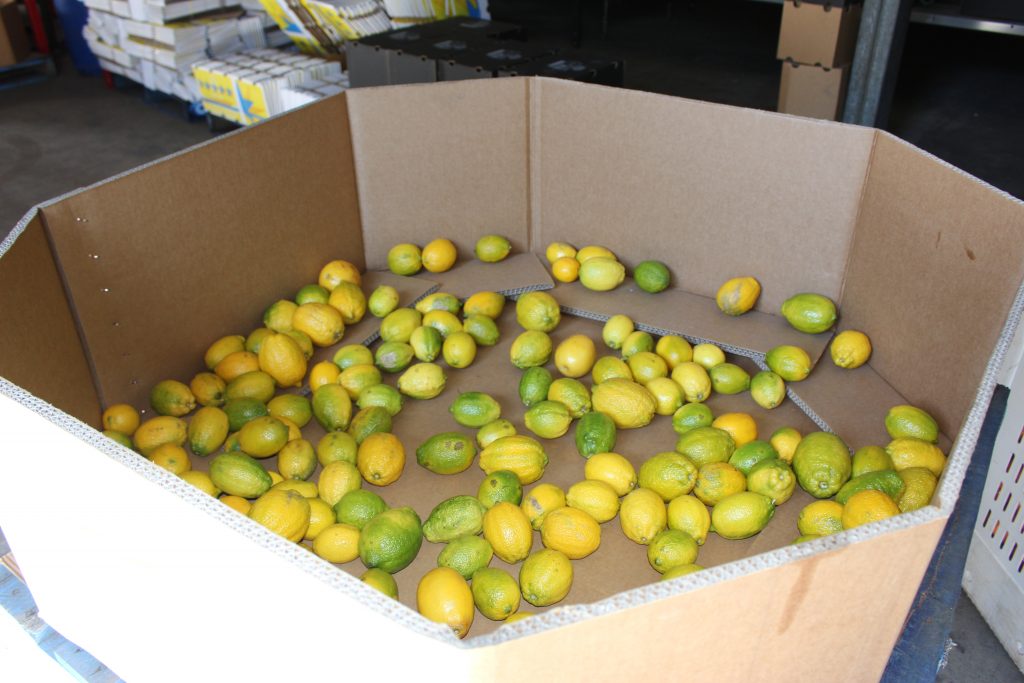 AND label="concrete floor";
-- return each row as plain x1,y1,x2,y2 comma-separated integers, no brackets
1,1,1023,680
